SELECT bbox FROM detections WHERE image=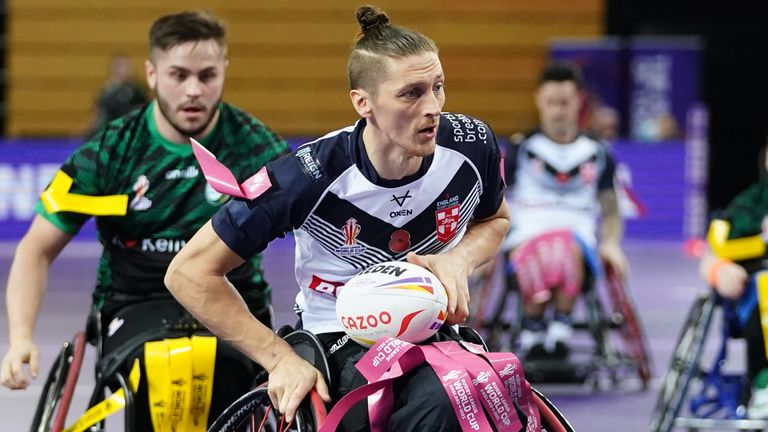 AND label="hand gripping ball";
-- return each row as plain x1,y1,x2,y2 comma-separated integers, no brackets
336,261,449,347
